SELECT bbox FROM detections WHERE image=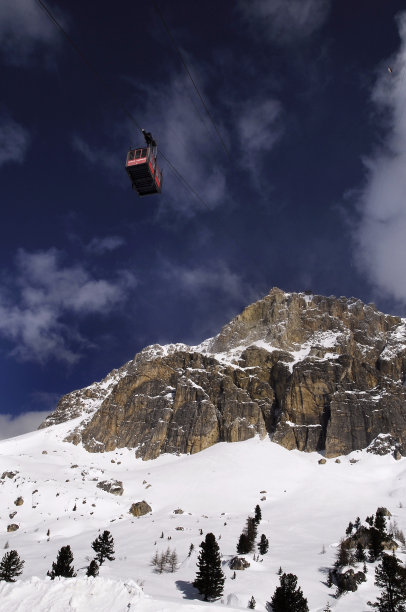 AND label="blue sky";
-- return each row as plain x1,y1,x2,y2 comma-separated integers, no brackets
1,0,406,436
